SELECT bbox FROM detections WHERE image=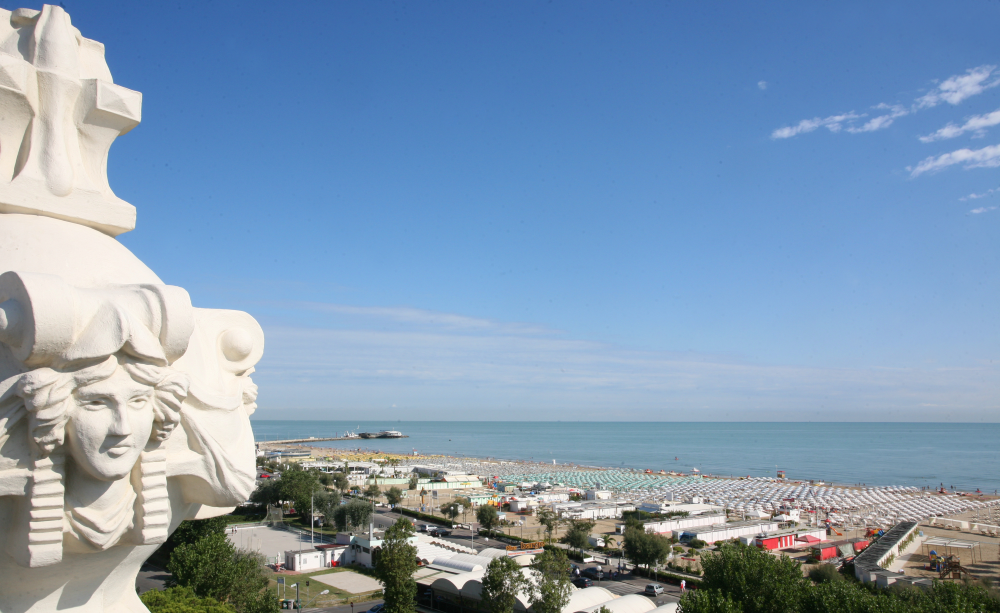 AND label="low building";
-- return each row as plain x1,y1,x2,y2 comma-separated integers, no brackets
755,528,825,550
616,513,726,535
284,548,325,572
554,501,635,520
585,489,612,501
678,520,780,545
315,544,349,567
